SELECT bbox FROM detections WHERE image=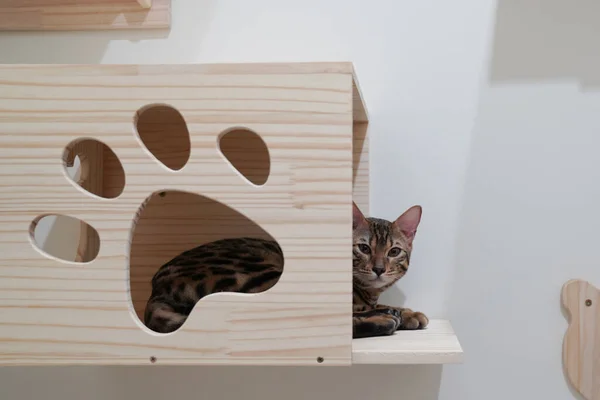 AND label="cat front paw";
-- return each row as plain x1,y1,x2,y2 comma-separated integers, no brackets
371,306,403,332
352,307,402,338
399,309,429,330
376,306,402,319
